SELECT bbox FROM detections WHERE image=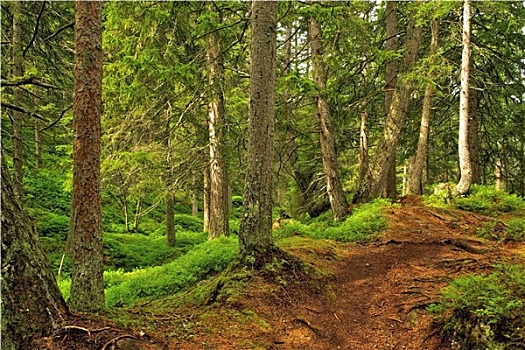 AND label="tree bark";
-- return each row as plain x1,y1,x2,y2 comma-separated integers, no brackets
381,0,399,200
239,0,278,261
68,0,105,313
34,118,42,169
468,88,481,184
12,0,24,196
354,15,422,203
407,18,439,195
206,28,230,239
1,155,68,349
203,162,210,232
309,17,348,221
456,0,473,195
165,119,175,246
